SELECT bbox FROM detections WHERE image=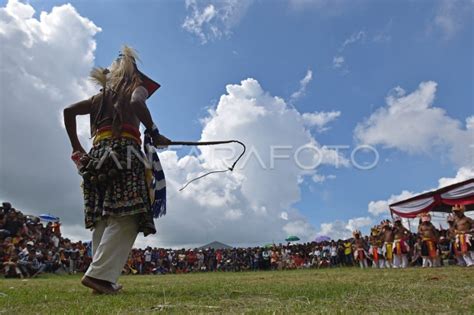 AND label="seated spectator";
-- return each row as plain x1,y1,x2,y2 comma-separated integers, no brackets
4,254,23,278
19,250,45,278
